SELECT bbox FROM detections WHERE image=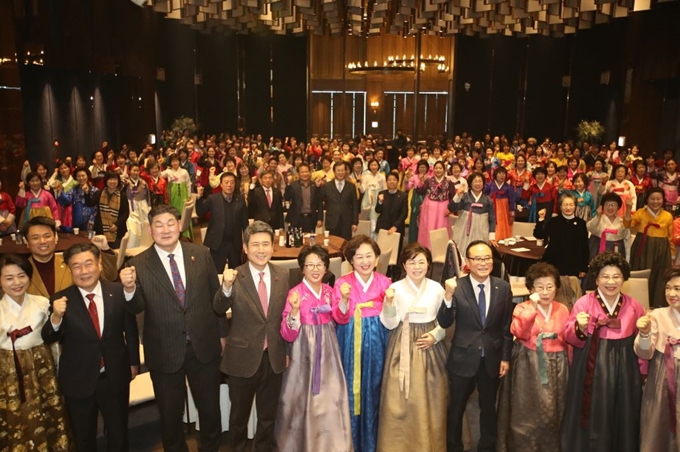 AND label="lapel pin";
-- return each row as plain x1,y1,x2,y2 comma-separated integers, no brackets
109,293,113,297
274,276,279,282
191,256,196,263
